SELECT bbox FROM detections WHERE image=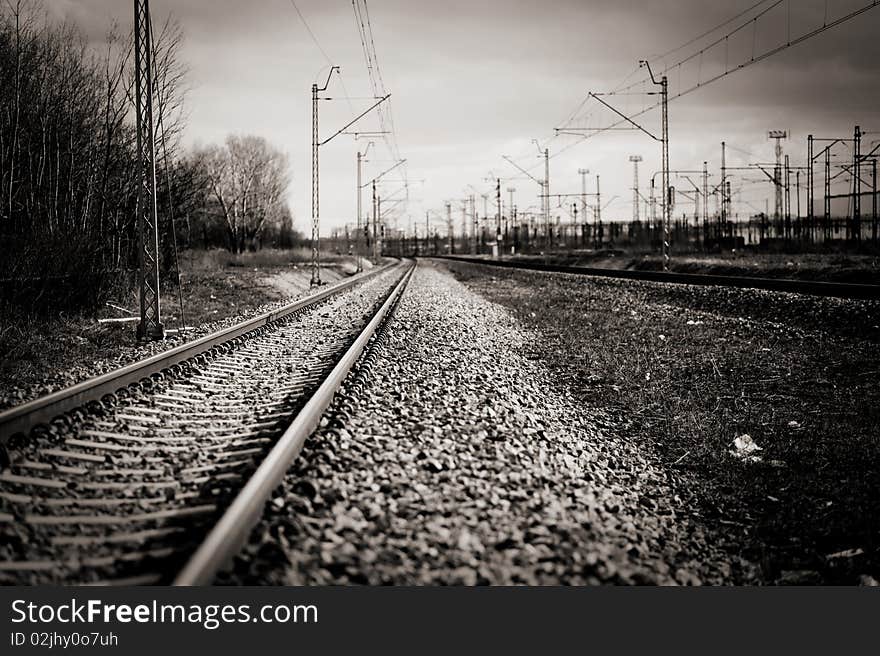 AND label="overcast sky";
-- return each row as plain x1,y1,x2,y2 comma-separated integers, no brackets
54,0,880,232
